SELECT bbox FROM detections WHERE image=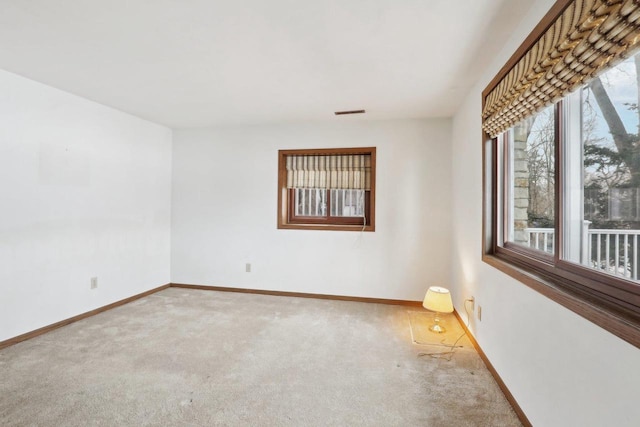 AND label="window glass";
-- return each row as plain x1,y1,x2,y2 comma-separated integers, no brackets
506,104,556,254
330,189,365,217
295,189,327,217
563,53,640,281
293,189,365,218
